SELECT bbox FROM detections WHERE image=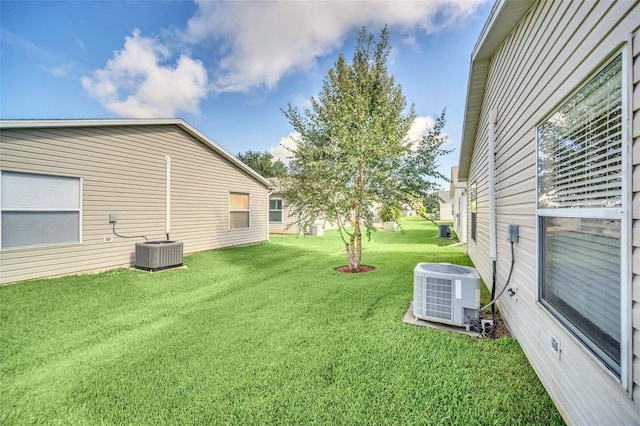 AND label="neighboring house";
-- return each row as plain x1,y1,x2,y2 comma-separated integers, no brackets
267,177,340,235
0,119,272,285
437,190,454,222
458,1,640,423
450,166,467,243
268,178,301,235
